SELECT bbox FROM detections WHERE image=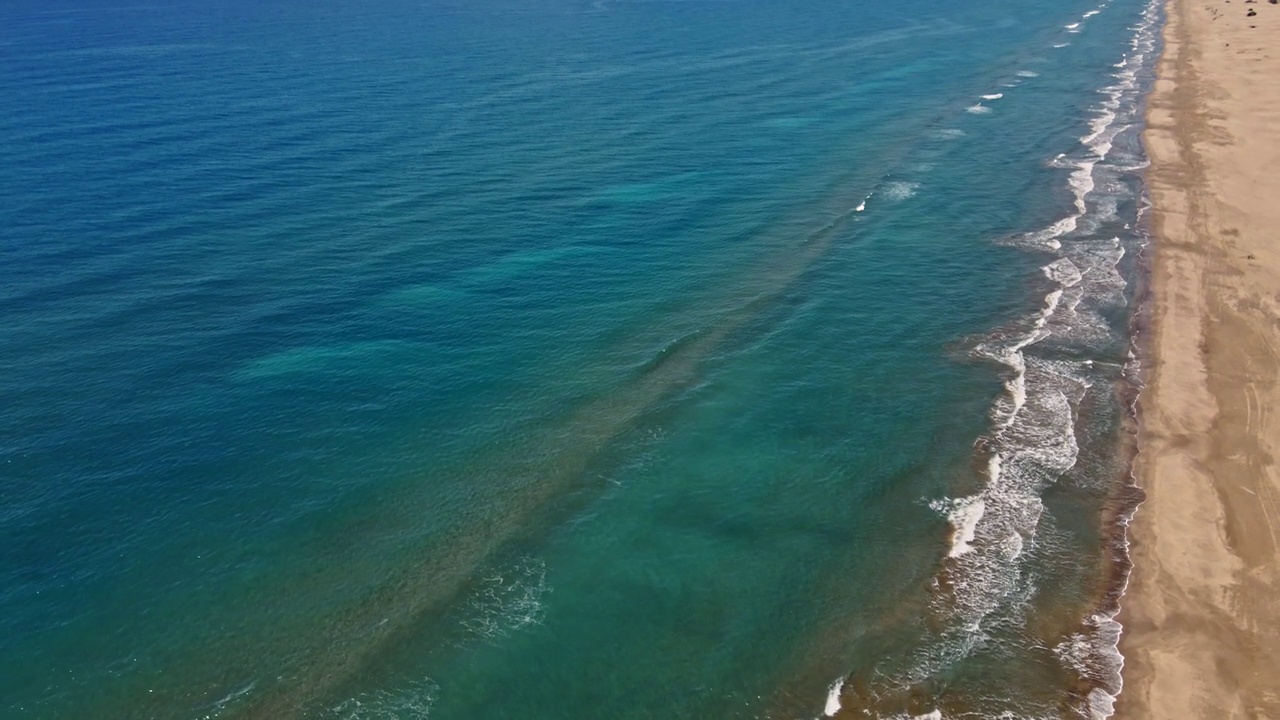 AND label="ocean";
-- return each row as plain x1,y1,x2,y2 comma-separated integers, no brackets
0,0,1161,717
